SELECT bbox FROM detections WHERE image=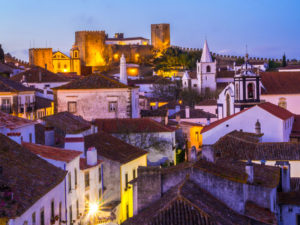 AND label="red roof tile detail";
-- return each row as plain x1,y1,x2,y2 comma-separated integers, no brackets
257,102,294,120
22,142,82,163
0,111,36,129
